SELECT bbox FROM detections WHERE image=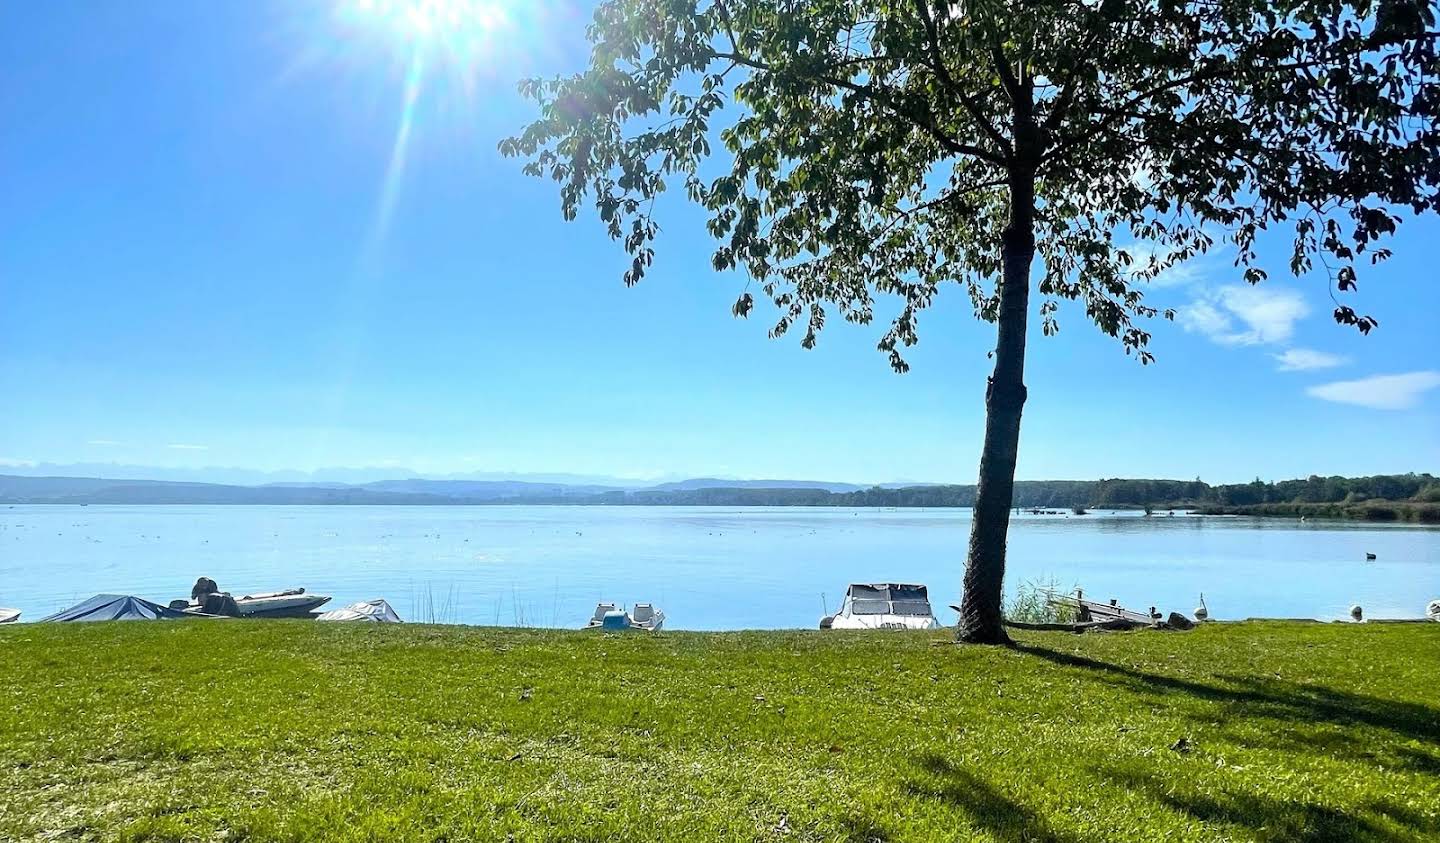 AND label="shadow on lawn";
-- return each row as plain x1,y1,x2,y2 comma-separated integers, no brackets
1100,766,1437,842
1013,645,1440,745
902,754,1078,843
